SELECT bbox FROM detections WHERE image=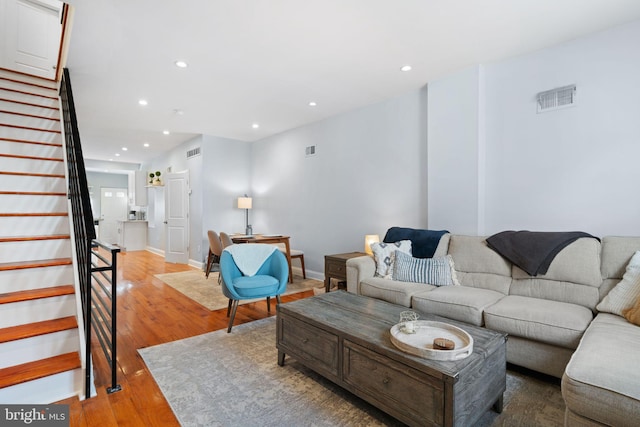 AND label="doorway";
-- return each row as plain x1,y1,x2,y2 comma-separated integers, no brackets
99,187,128,244
164,171,189,264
